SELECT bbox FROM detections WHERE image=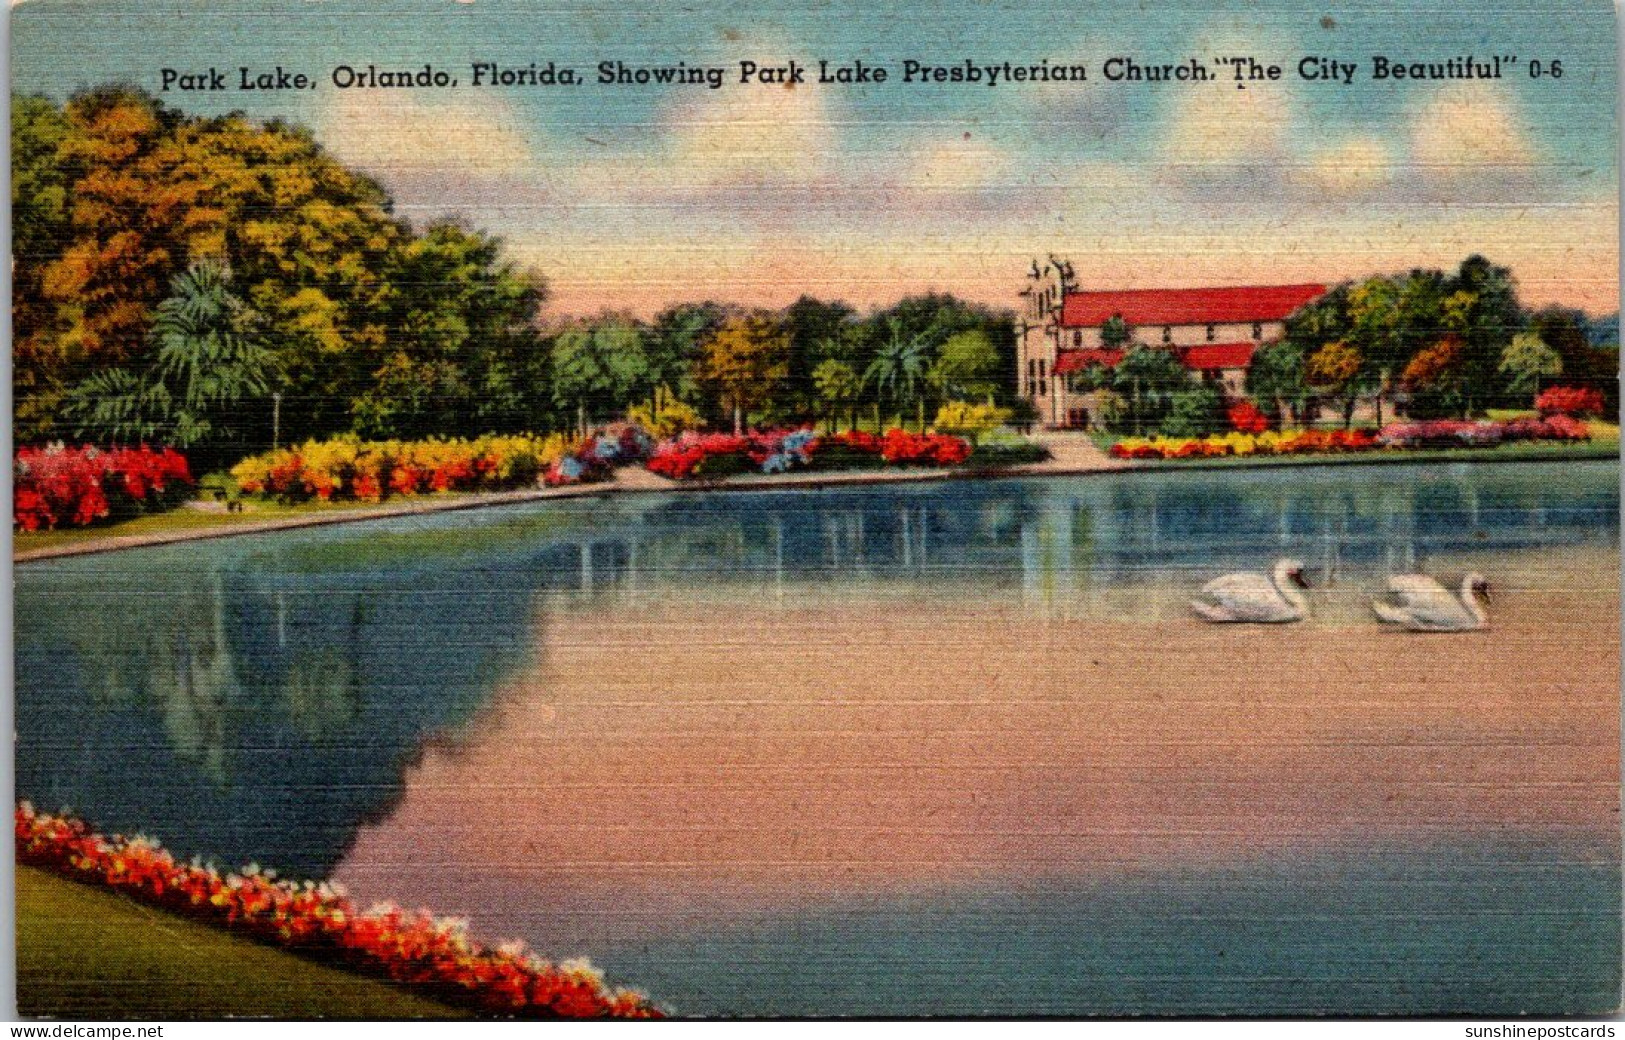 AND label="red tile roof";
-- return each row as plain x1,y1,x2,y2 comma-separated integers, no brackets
1052,348,1125,374
1059,284,1326,328
1181,342,1258,371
